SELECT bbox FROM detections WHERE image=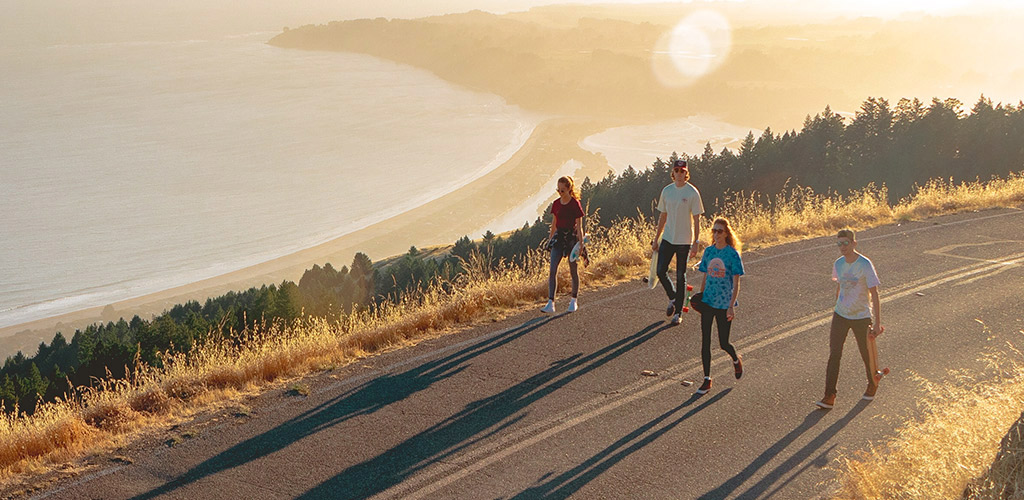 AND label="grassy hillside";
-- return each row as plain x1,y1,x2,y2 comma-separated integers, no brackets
2,172,1023,493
